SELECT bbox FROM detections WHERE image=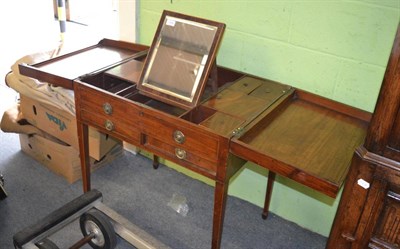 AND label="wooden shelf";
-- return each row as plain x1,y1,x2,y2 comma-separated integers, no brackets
18,39,148,89
231,91,369,197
